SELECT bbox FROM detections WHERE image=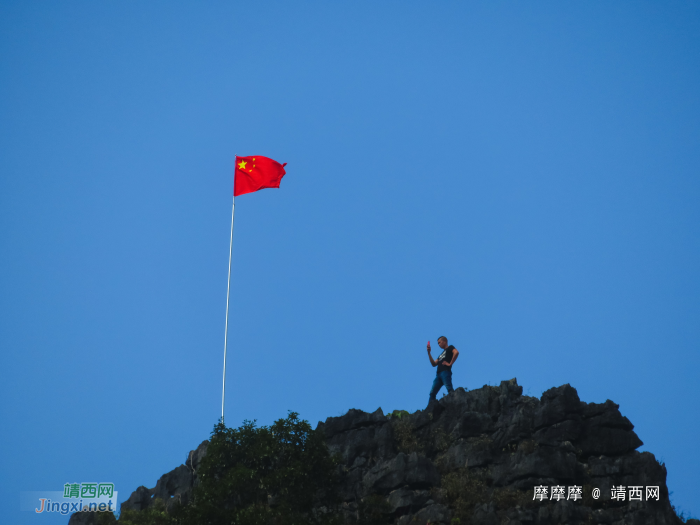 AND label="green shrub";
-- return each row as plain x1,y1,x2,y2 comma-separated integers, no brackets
118,499,173,525
388,410,410,420
393,419,422,455
177,412,341,525
441,469,488,522
115,412,342,525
